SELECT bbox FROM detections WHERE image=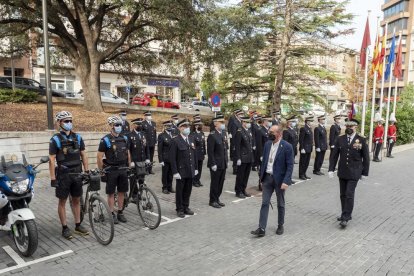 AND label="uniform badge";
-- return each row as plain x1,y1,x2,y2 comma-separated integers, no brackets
113,144,117,151
191,142,195,149
353,139,362,150
63,147,68,155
